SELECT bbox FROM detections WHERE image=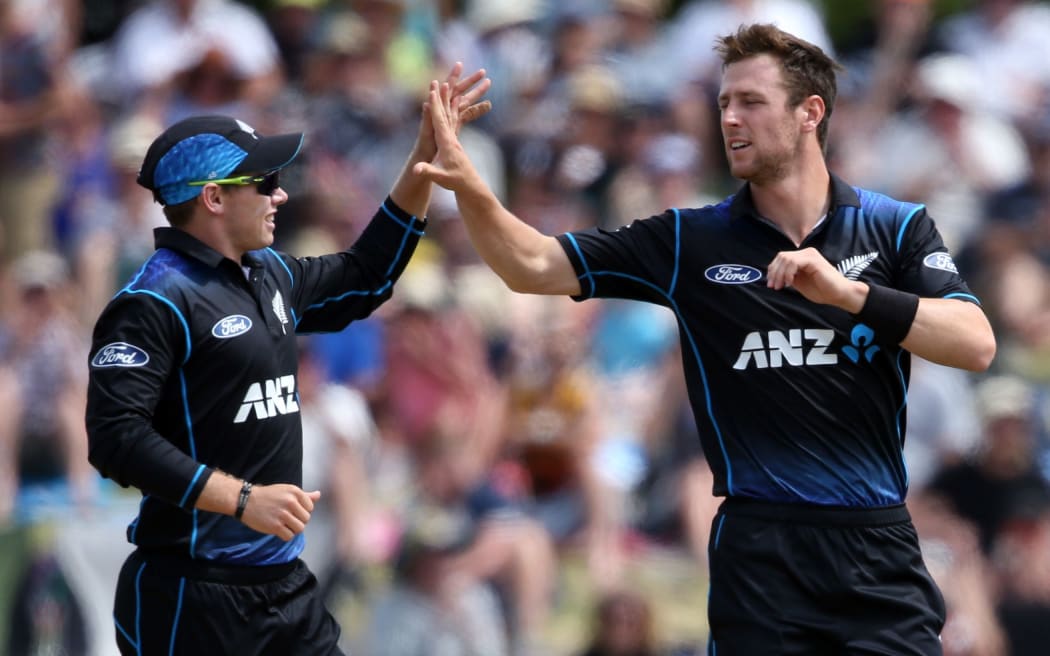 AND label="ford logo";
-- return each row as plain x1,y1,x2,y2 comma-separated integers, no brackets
212,315,253,339
704,264,763,284
922,252,958,274
91,342,150,368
